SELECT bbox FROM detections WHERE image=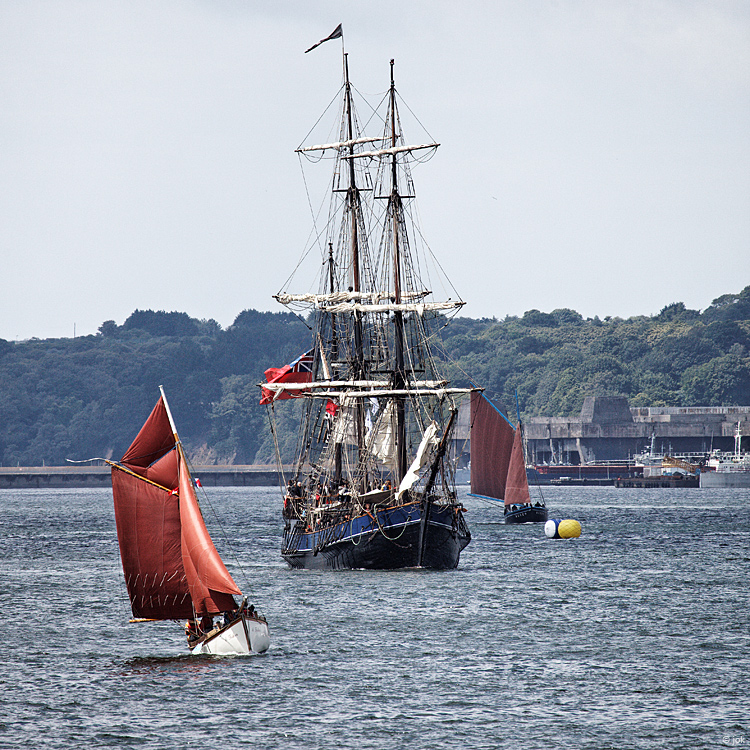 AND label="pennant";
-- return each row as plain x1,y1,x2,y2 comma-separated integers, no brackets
305,24,343,53
325,399,339,419
260,350,314,405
